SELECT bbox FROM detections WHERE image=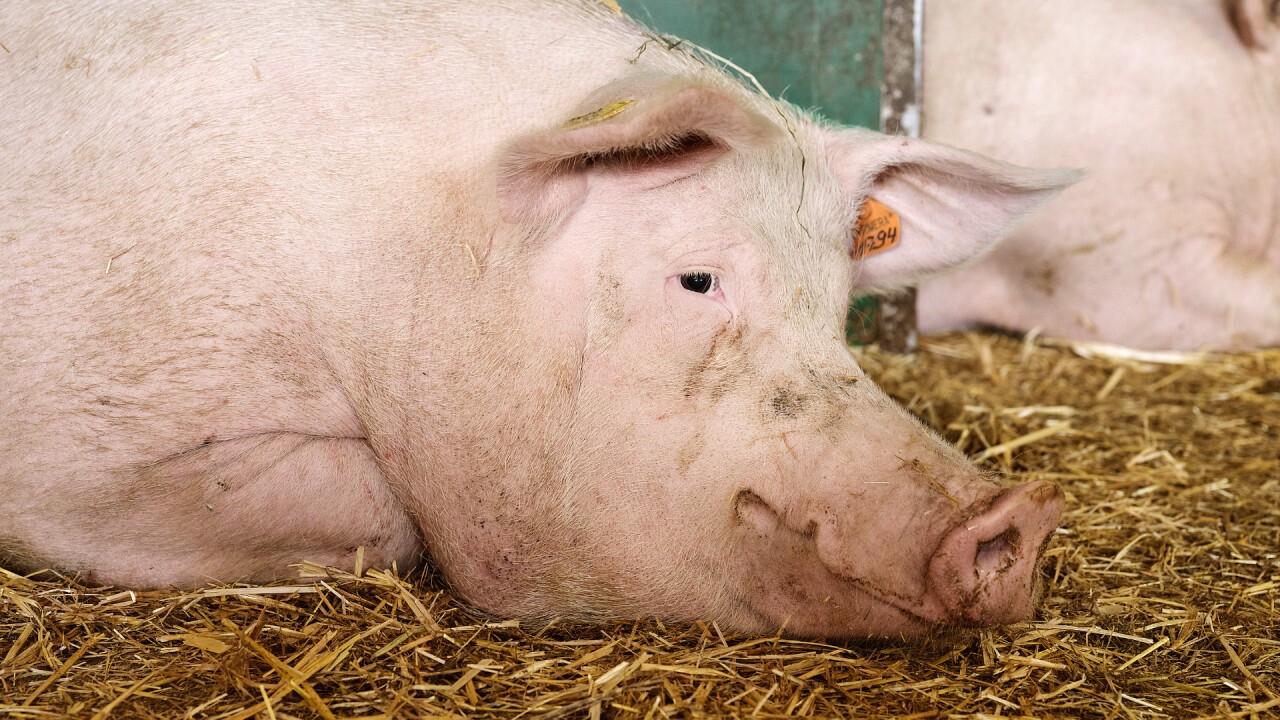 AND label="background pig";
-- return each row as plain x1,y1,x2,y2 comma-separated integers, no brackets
919,0,1280,350
0,0,1069,639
